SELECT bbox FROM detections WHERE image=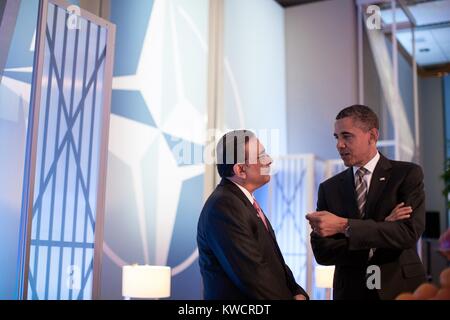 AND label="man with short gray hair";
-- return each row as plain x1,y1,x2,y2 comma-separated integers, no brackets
197,130,308,300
